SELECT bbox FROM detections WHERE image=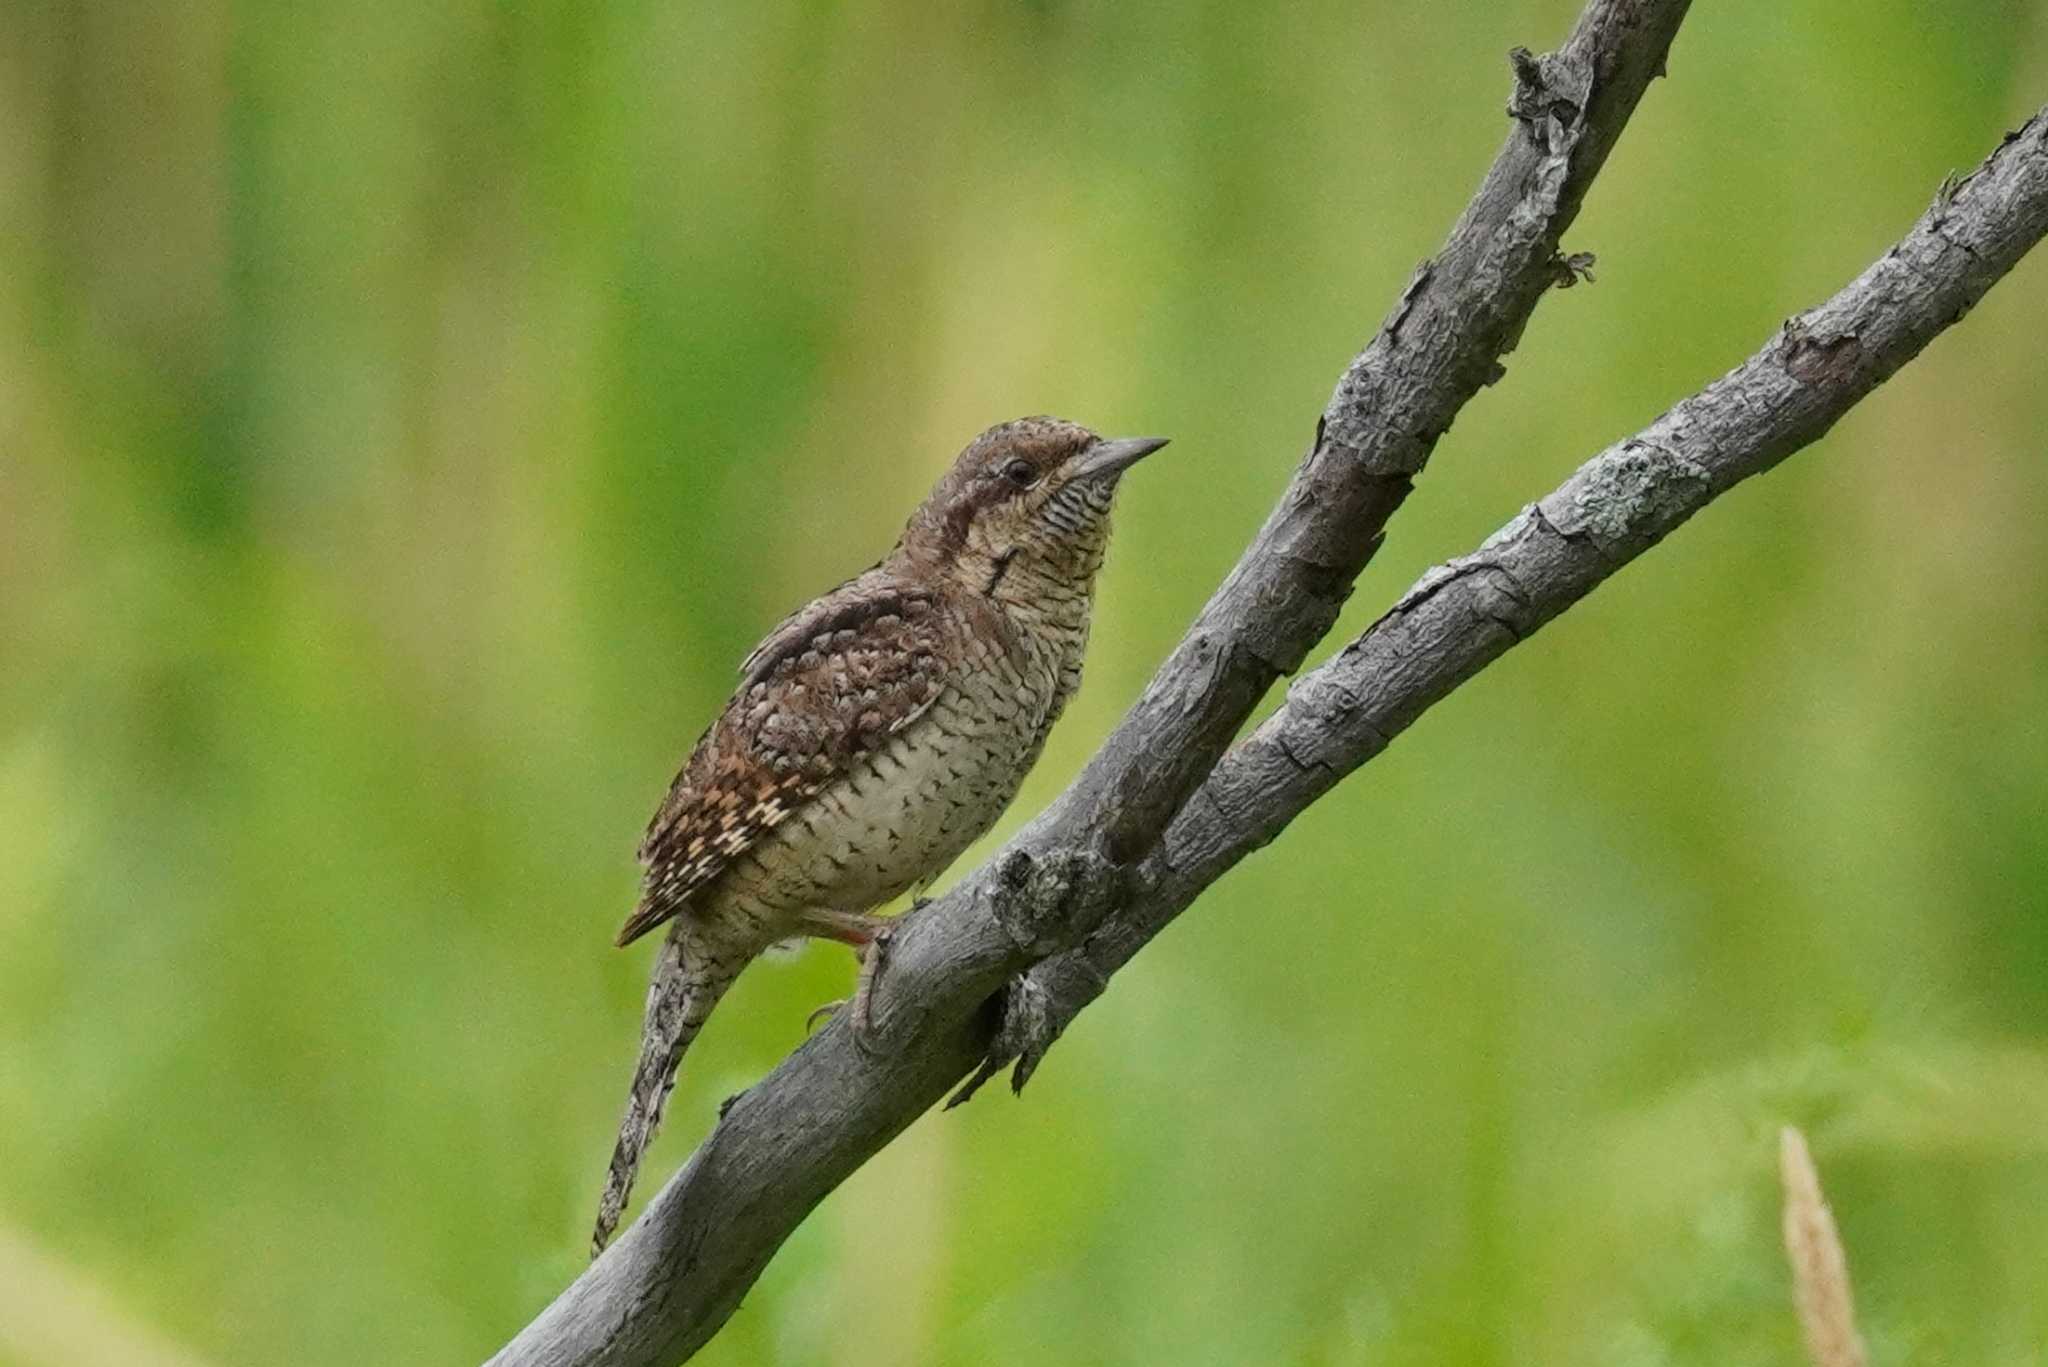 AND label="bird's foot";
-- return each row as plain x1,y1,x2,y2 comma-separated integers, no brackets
798,919,894,1051
847,925,895,1051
